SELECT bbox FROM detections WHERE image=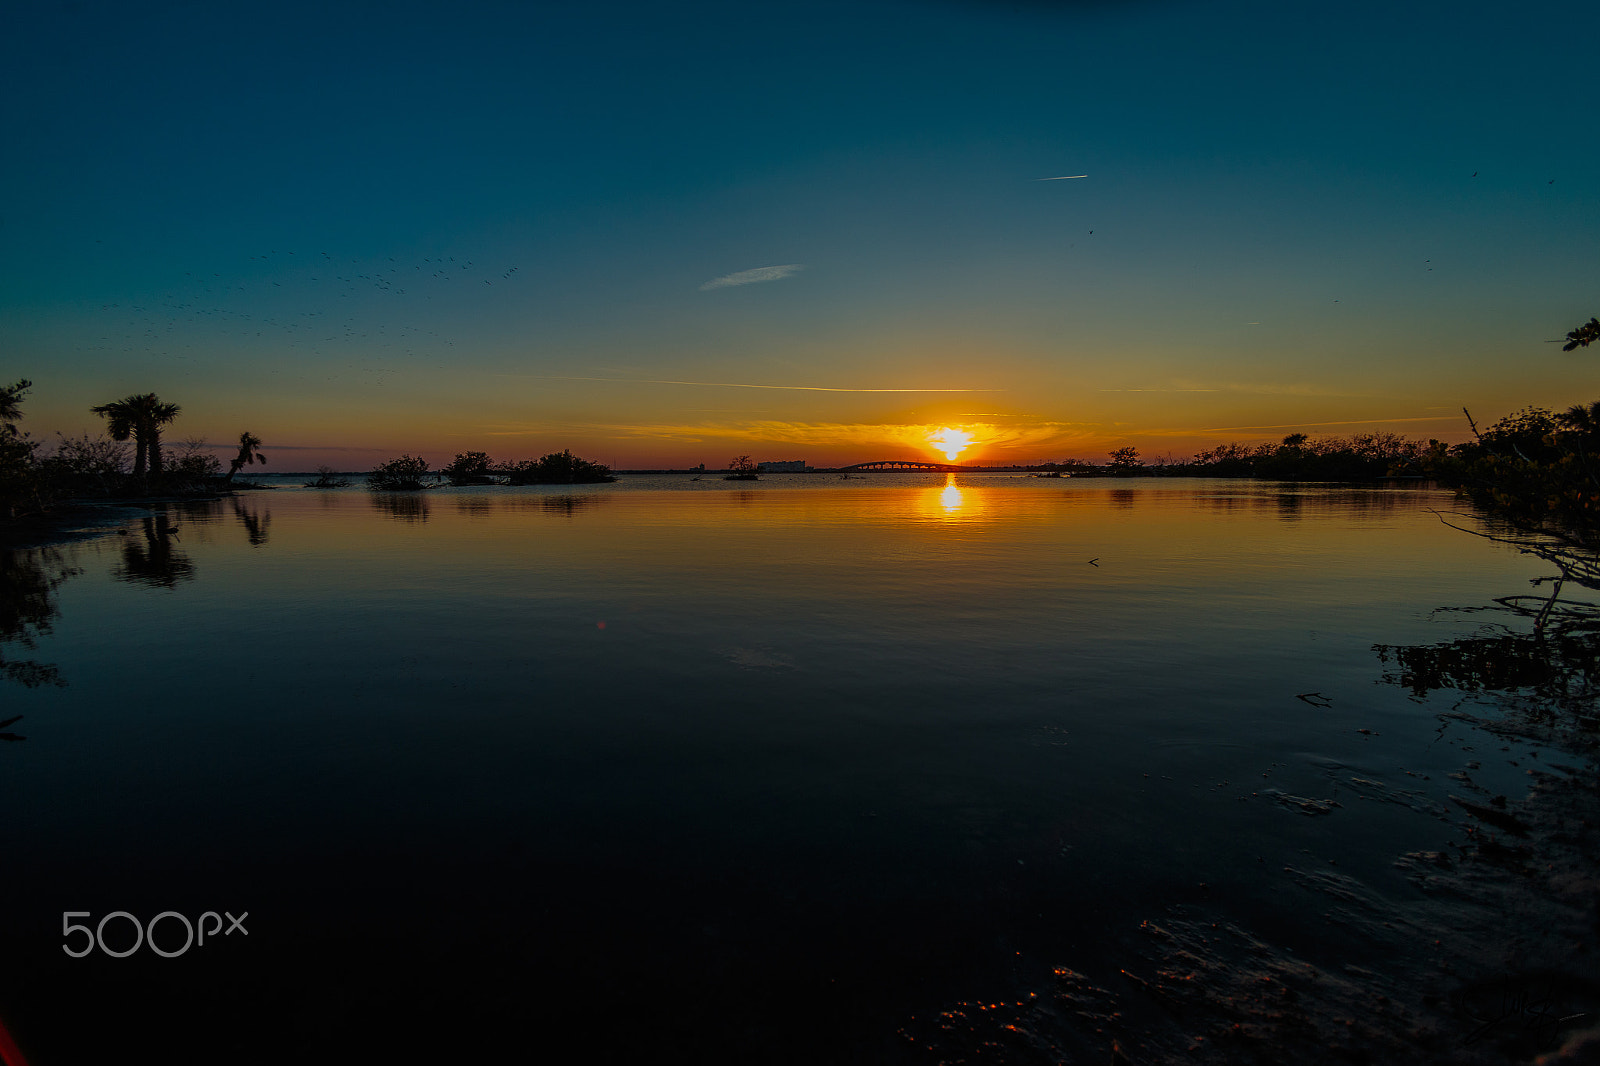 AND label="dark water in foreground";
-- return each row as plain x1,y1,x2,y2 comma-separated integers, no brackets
0,475,1589,1063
